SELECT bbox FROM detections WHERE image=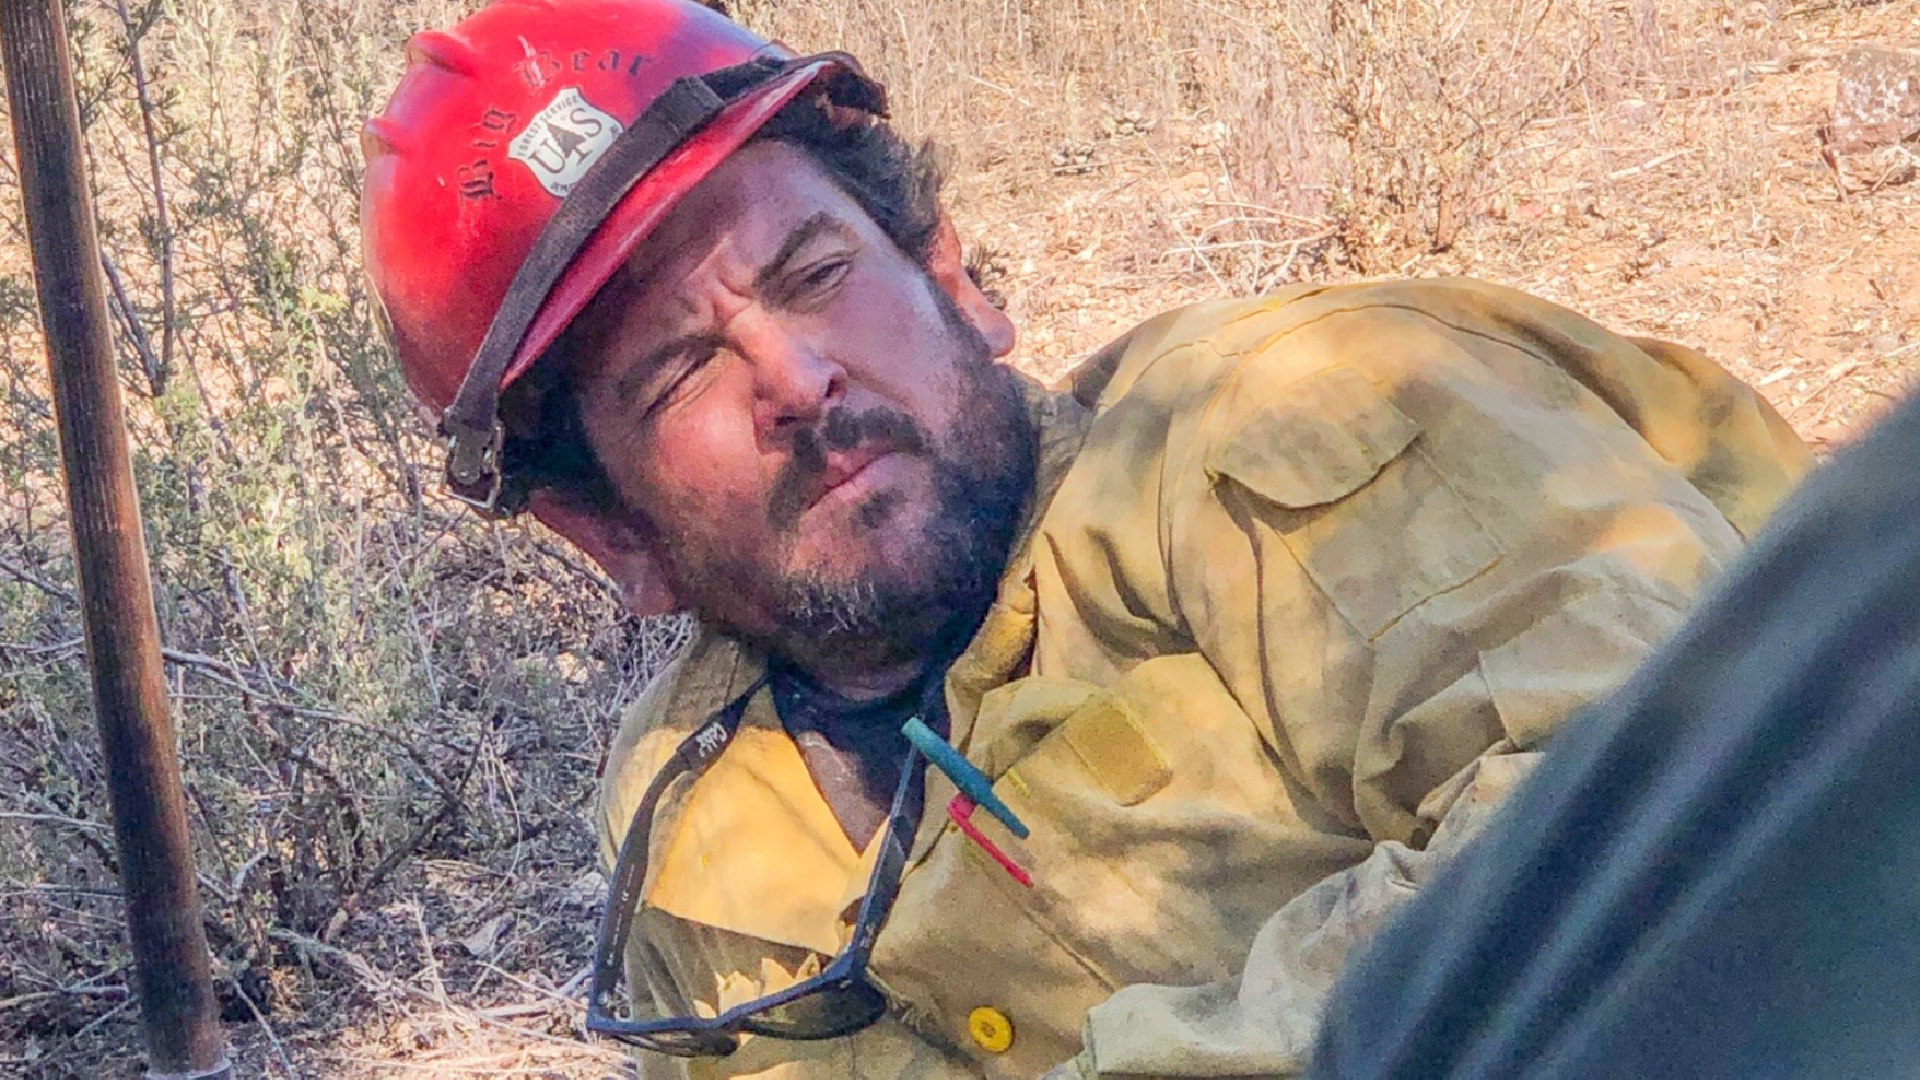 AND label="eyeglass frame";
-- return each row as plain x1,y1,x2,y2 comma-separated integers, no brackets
584,674,927,1058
